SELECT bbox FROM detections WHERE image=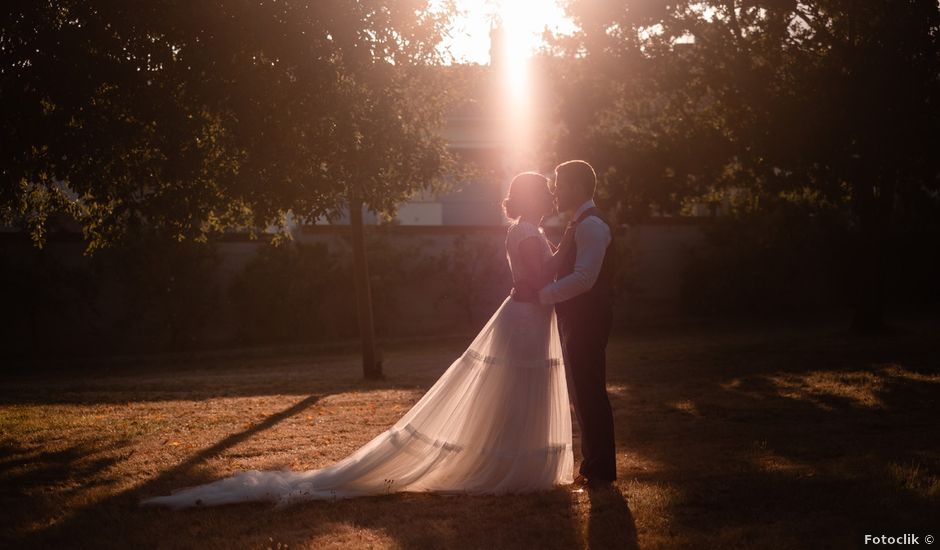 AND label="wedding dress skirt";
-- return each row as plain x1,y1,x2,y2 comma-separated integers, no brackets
141,296,573,509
